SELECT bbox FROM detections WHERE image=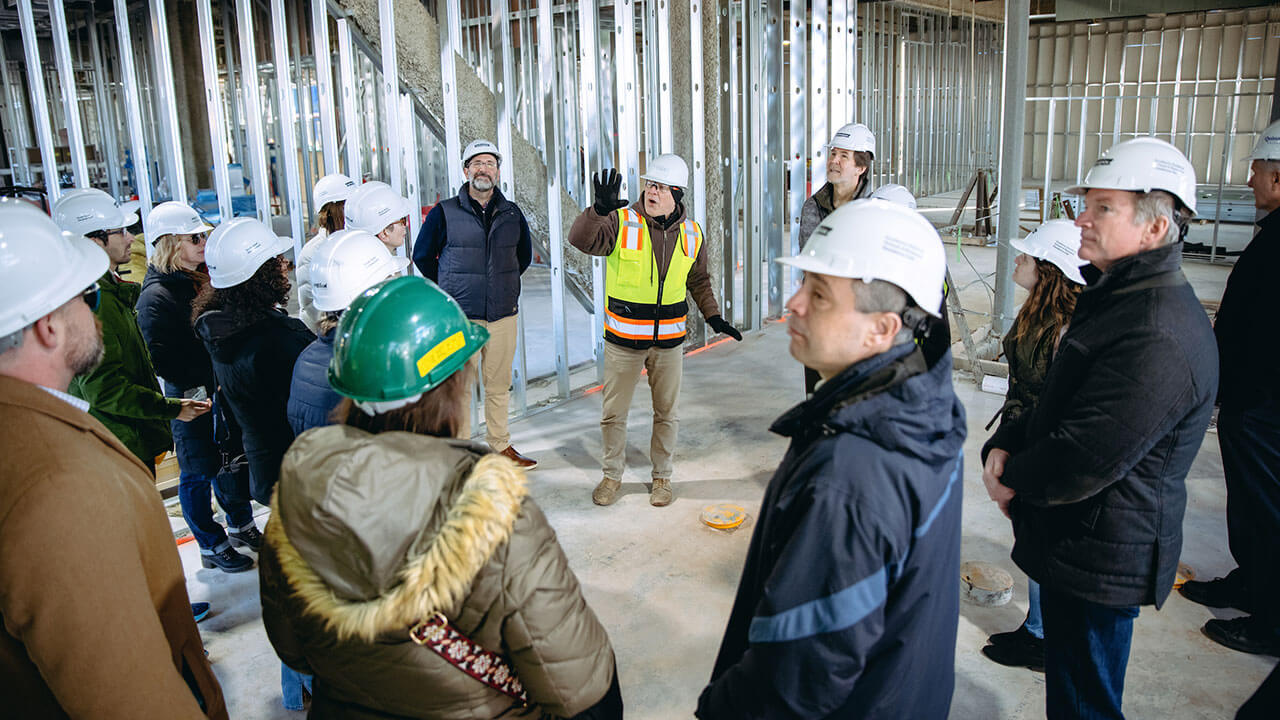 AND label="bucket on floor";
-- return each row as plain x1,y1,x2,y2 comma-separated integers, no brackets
701,503,747,530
